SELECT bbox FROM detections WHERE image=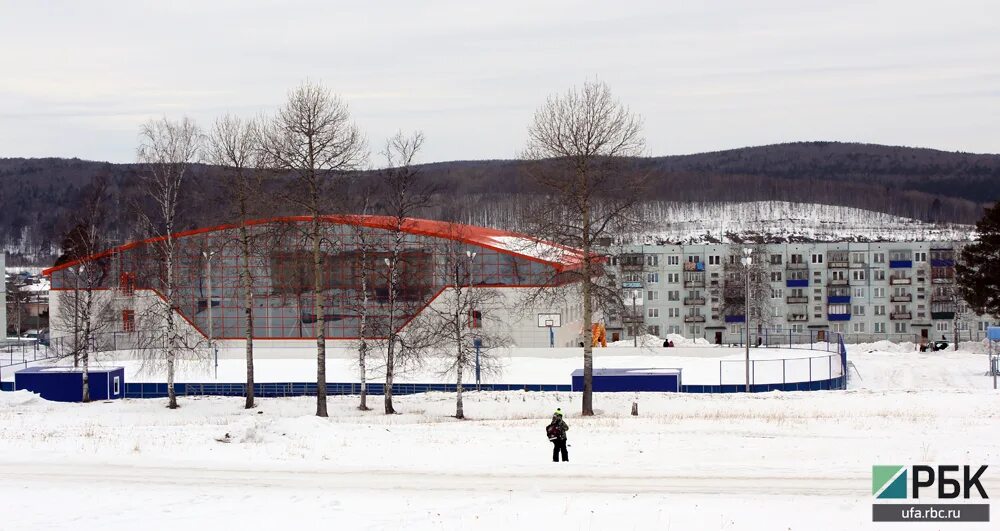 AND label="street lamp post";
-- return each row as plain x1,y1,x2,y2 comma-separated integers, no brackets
465,250,479,391
202,251,218,380
741,248,753,393
632,290,638,348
